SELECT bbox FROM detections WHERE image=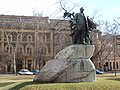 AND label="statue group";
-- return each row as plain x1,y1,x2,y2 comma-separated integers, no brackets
33,8,96,83
64,7,96,45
